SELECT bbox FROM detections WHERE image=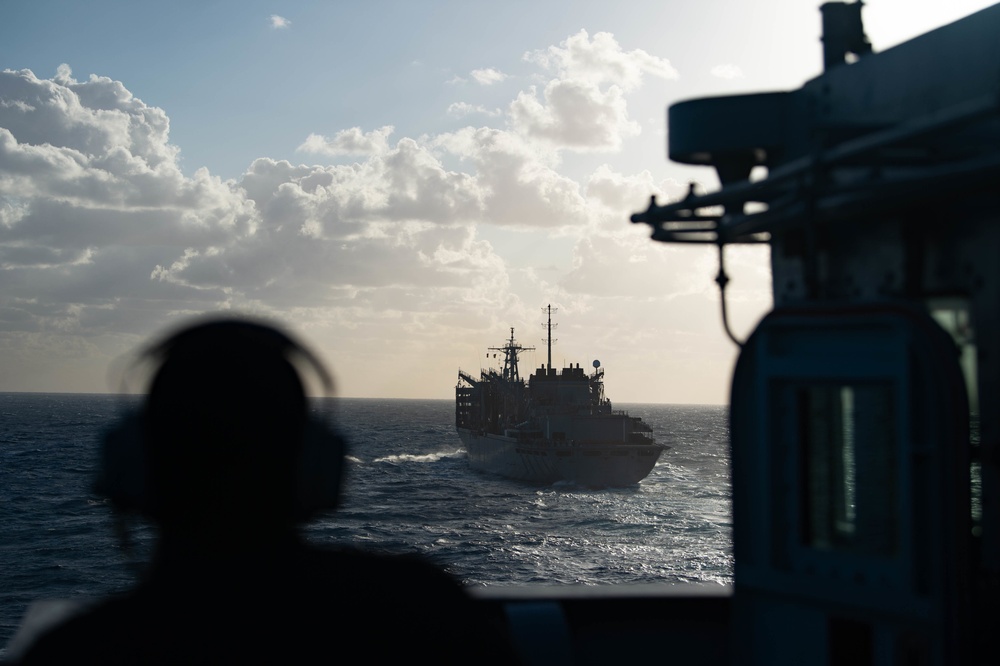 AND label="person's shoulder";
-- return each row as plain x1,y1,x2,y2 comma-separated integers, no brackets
17,548,520,665
17,596,139,665
297,545,518,662
299,544,468,596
